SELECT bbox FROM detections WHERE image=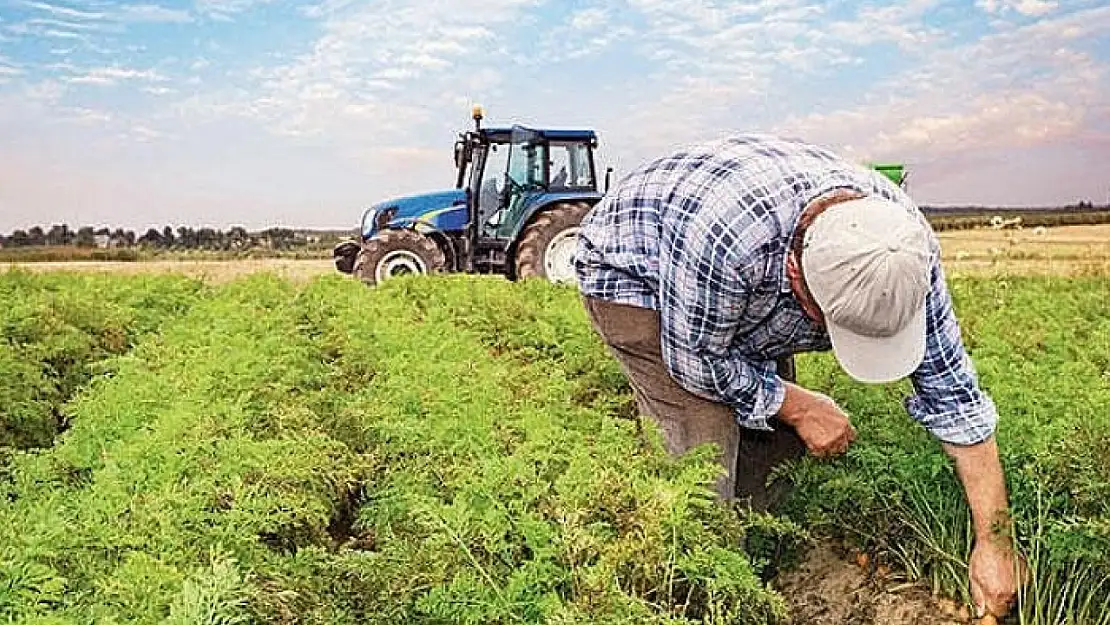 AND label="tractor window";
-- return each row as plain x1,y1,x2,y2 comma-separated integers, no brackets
548,142,594,189
477,143,511,225
507,140,545,191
